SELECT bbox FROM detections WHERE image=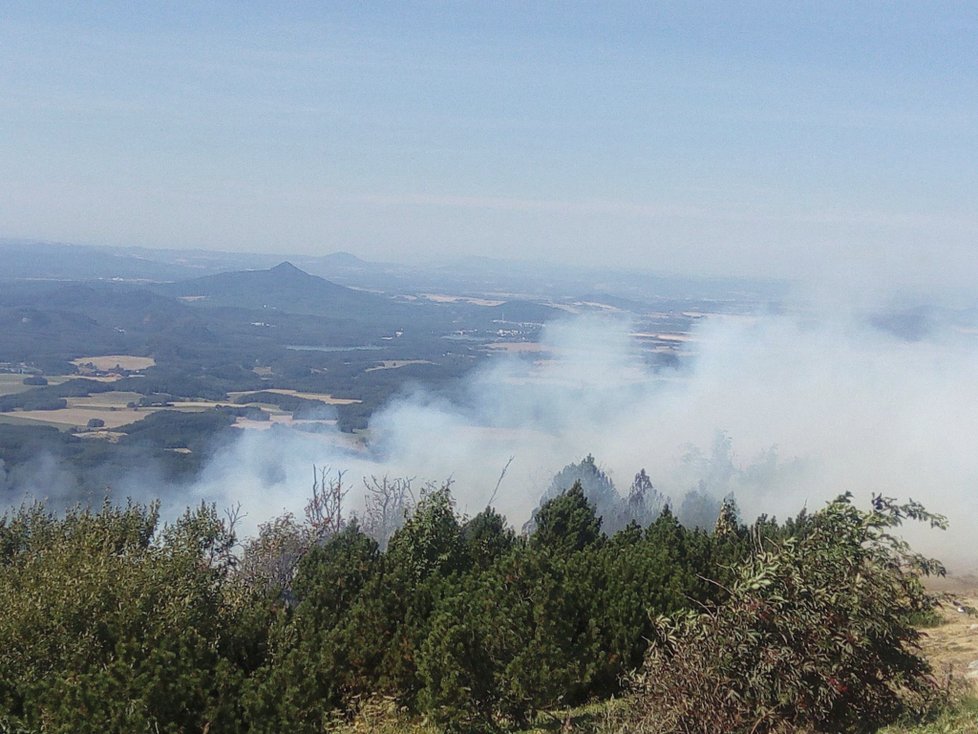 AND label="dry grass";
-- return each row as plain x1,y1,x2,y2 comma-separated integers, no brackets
325,698,438,734
919,580,978,694
327,698,623,734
